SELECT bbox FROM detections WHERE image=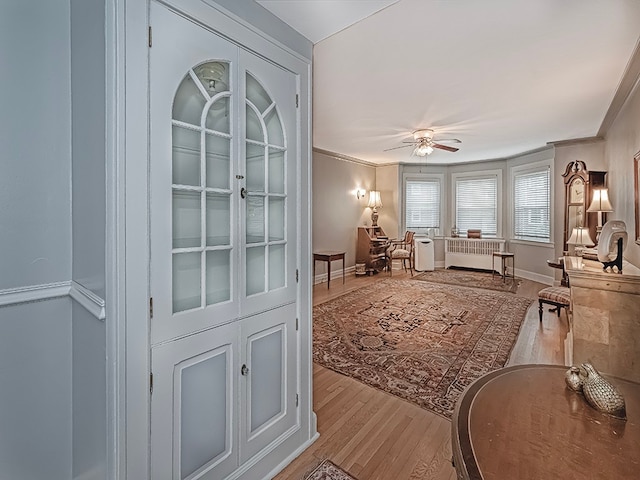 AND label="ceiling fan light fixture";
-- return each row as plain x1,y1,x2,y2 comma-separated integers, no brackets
416,143,433,156
413,129,434,142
